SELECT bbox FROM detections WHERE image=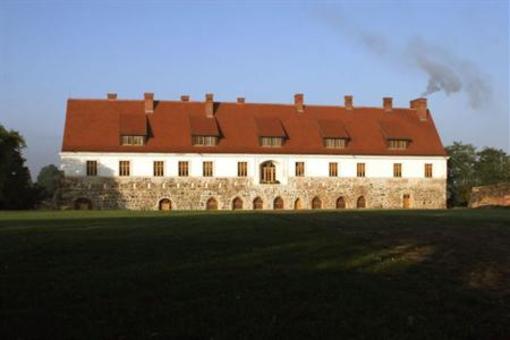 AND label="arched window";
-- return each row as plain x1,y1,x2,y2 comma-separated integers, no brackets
74,198,92,210
232,197,243,210
294,198,302,210
357,196,366,208
273,196,284,210
403,194,411,209
206,197,218,210
336,196,346,209
260,161,277,184
253,197,263,210
159,198,172,211
311,196,322,209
